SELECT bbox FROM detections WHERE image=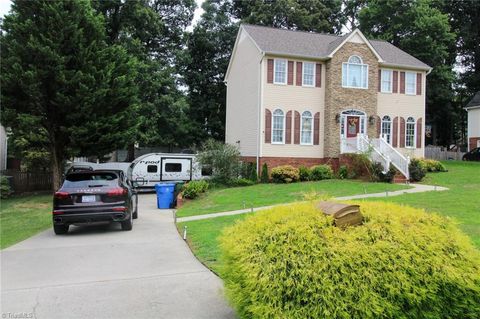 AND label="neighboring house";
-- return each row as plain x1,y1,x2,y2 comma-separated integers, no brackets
225,25,431,179
465,91,480,151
